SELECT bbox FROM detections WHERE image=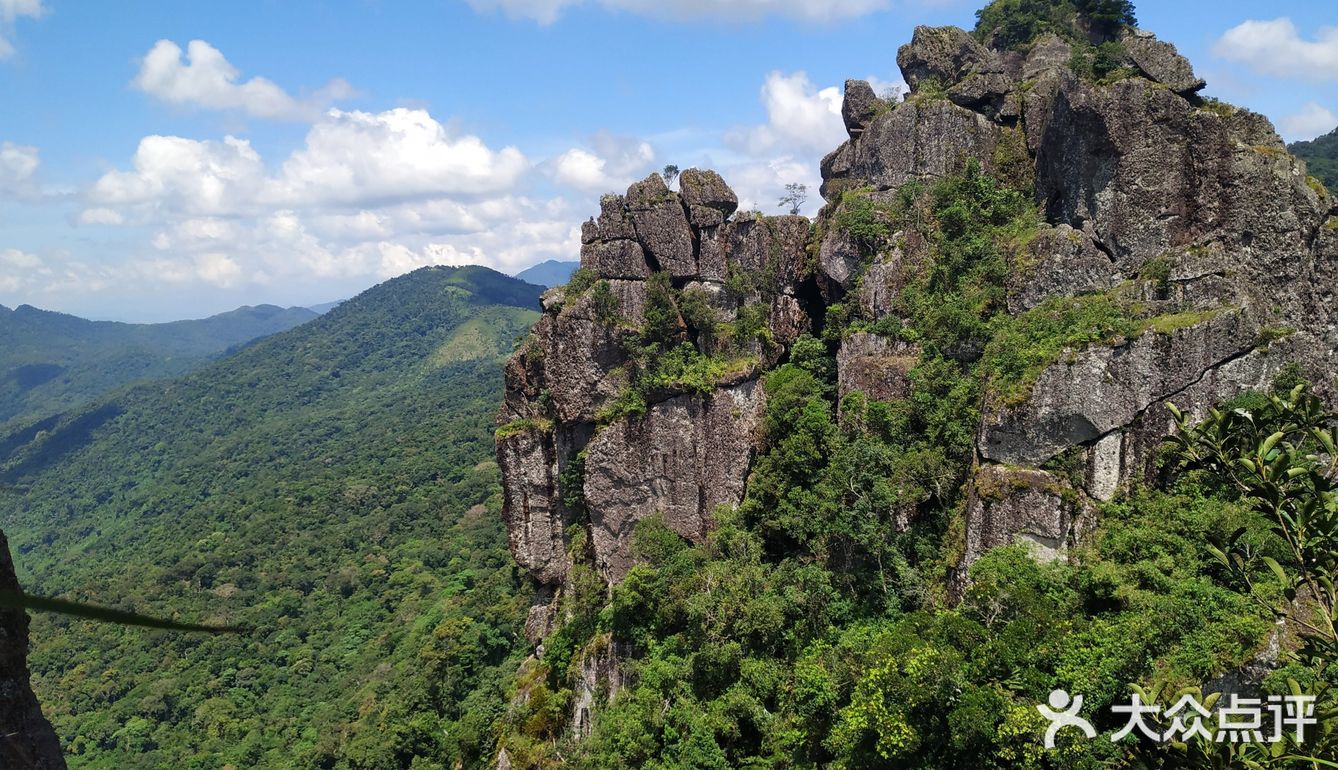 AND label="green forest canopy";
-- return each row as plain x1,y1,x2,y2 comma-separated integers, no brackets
1,266,541,770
